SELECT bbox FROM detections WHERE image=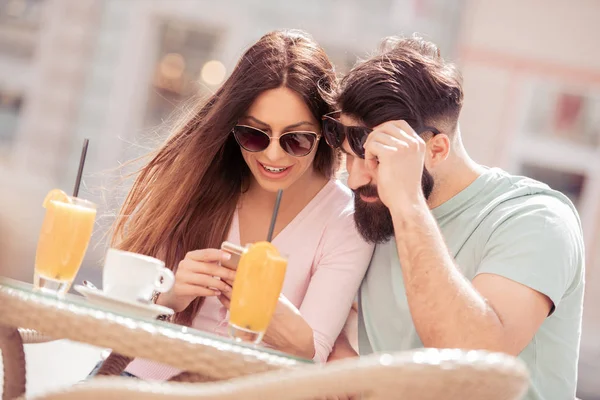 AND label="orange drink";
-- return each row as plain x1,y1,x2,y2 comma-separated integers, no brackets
34,189,96,294
228,241,287,344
